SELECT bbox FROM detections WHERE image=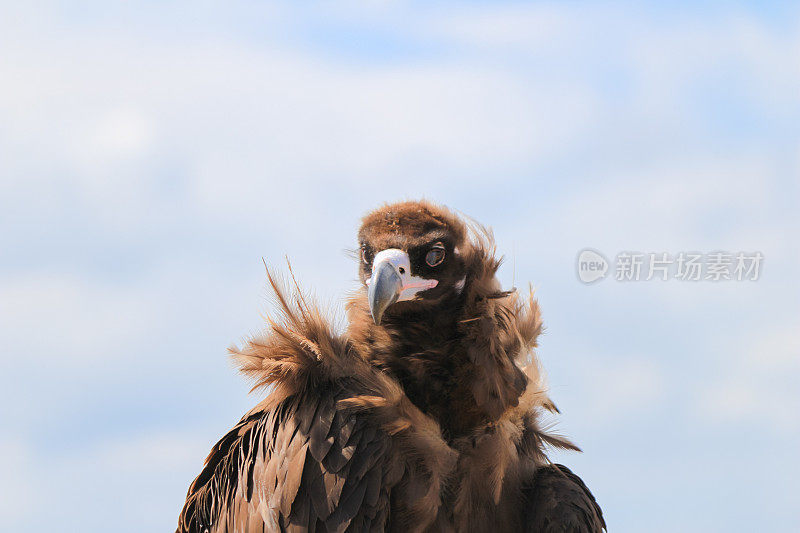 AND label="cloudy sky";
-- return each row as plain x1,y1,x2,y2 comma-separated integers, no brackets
1,1,798,531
